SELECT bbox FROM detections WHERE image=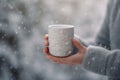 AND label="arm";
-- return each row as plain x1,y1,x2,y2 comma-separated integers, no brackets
82,46,120,78
82,0,120,77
